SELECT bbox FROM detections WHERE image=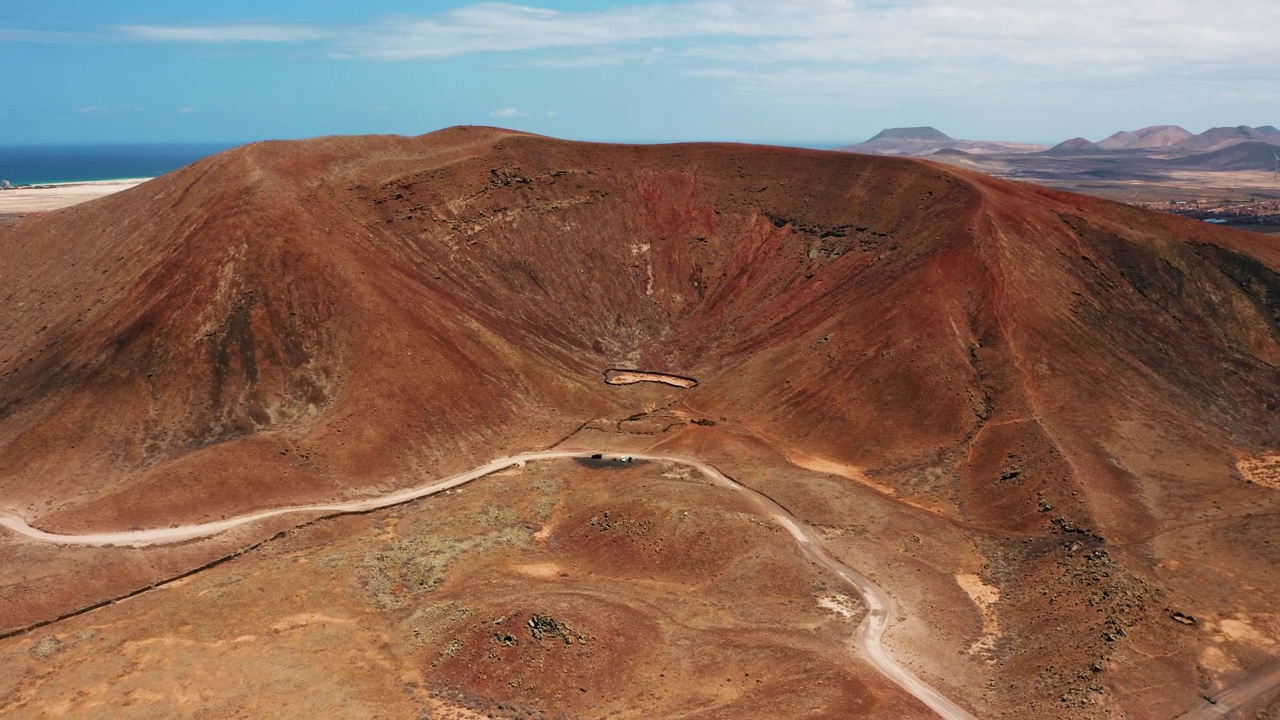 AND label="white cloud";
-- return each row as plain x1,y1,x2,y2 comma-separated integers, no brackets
30,1,1274,87
490,107,527,118
502,44,670,69
117,23,331,43
336,4,665,60
179,107,197,114
513,54,625,69
19,1,1279,128
322,0,1279,75
76,106,110,115
546,110,558,118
